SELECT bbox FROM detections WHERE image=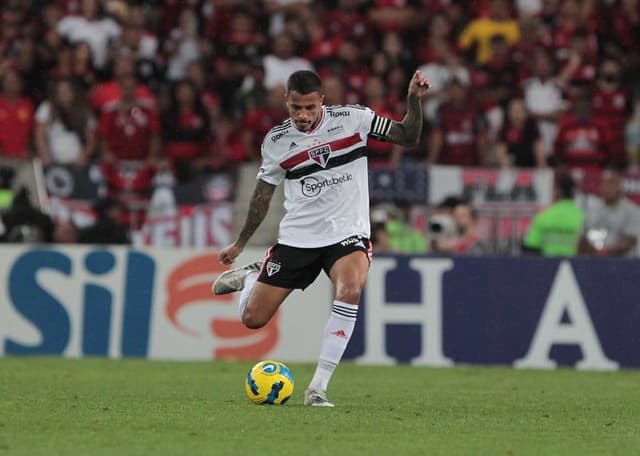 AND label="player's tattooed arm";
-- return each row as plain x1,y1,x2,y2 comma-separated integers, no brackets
385,93,423,147
236,179,276,247
382,69,429,147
